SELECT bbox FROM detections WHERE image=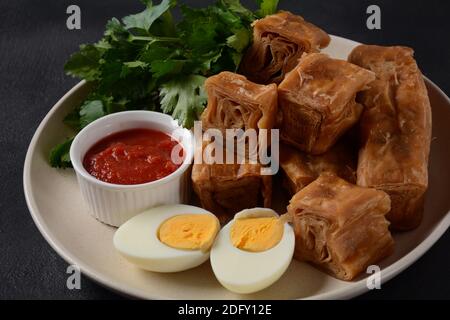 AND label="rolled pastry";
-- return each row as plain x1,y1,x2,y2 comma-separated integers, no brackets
348,45,432,230
201,71,278,135
192,141,272,224
240,11,330,84
278,53,375,154
288,174,394,281
280,142,356,195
